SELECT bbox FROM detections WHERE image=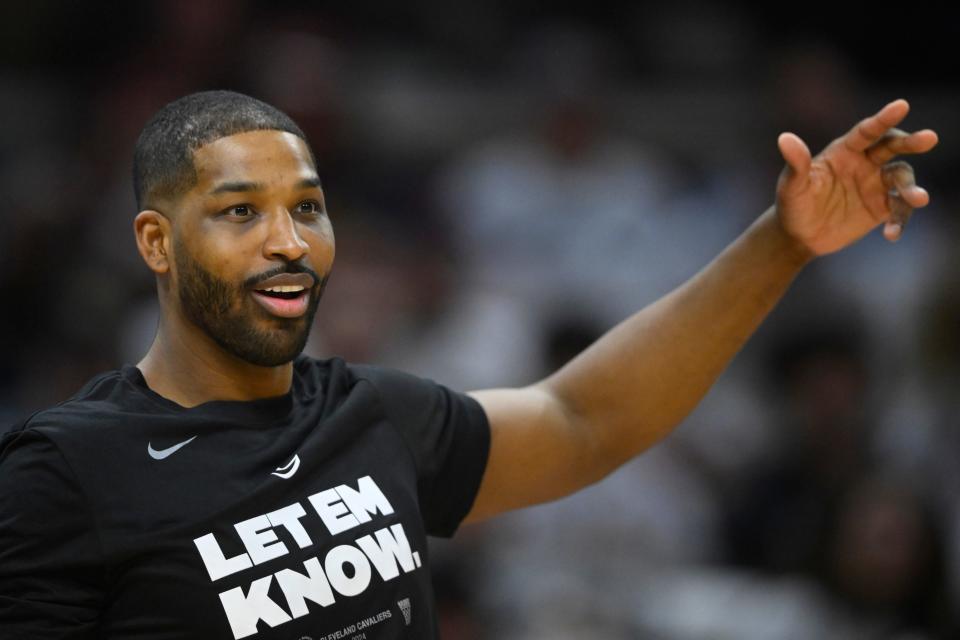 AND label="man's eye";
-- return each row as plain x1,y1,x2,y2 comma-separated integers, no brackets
296,201,324,216
225,205,254,218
